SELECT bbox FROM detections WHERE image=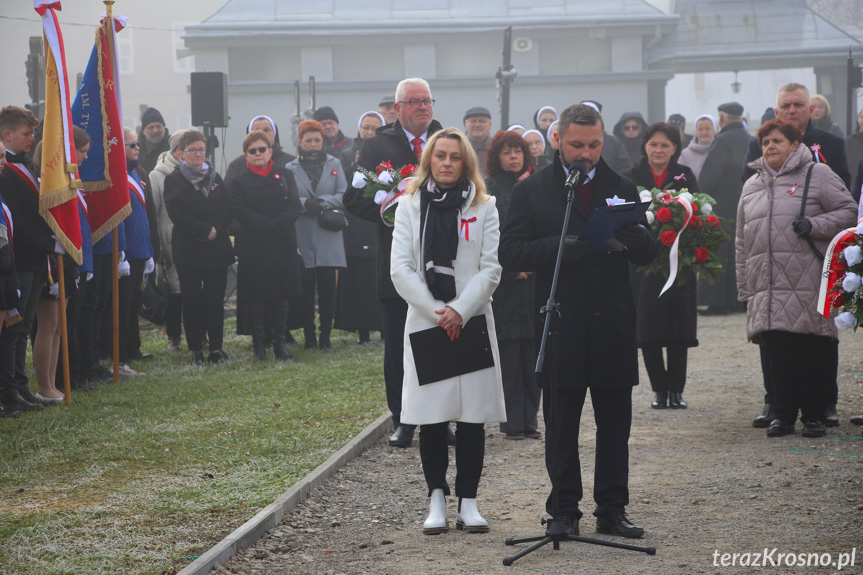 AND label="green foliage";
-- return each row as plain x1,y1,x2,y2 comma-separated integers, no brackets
0,322,387,574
